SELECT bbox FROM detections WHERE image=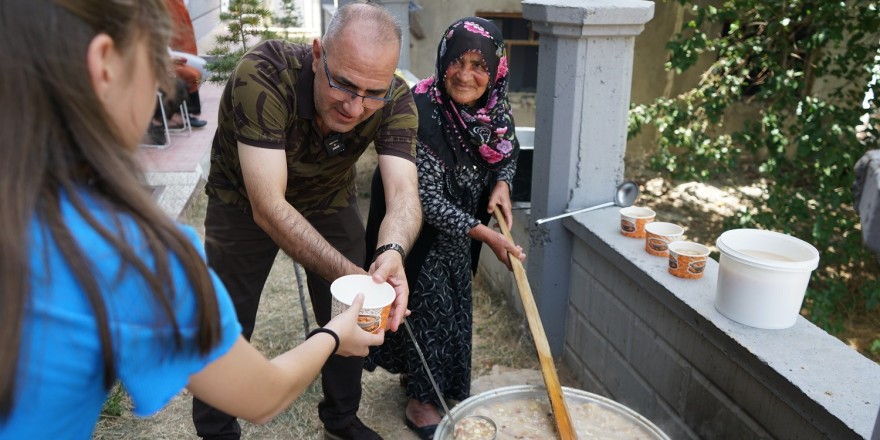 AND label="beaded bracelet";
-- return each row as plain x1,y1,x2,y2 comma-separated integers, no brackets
307,327,340,356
